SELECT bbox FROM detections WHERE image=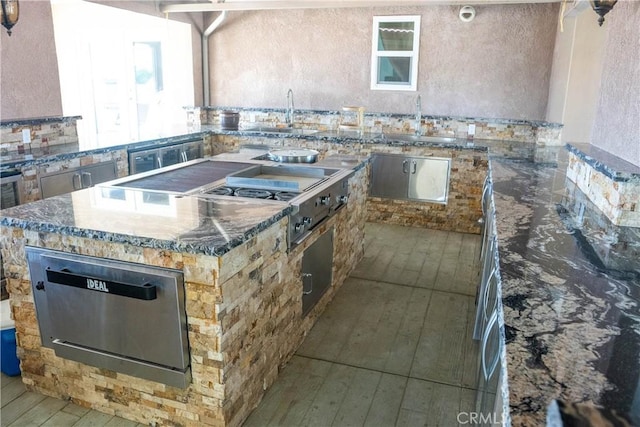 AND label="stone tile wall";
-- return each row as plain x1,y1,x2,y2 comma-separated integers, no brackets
204,108,562,145
566,152,640,227
0,119,80,155
1,166,369,426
